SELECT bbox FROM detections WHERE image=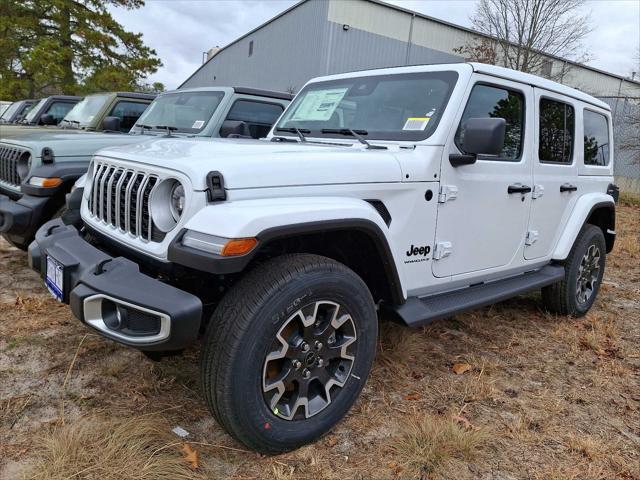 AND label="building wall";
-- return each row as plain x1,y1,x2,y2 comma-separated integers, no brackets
181,0,332,93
